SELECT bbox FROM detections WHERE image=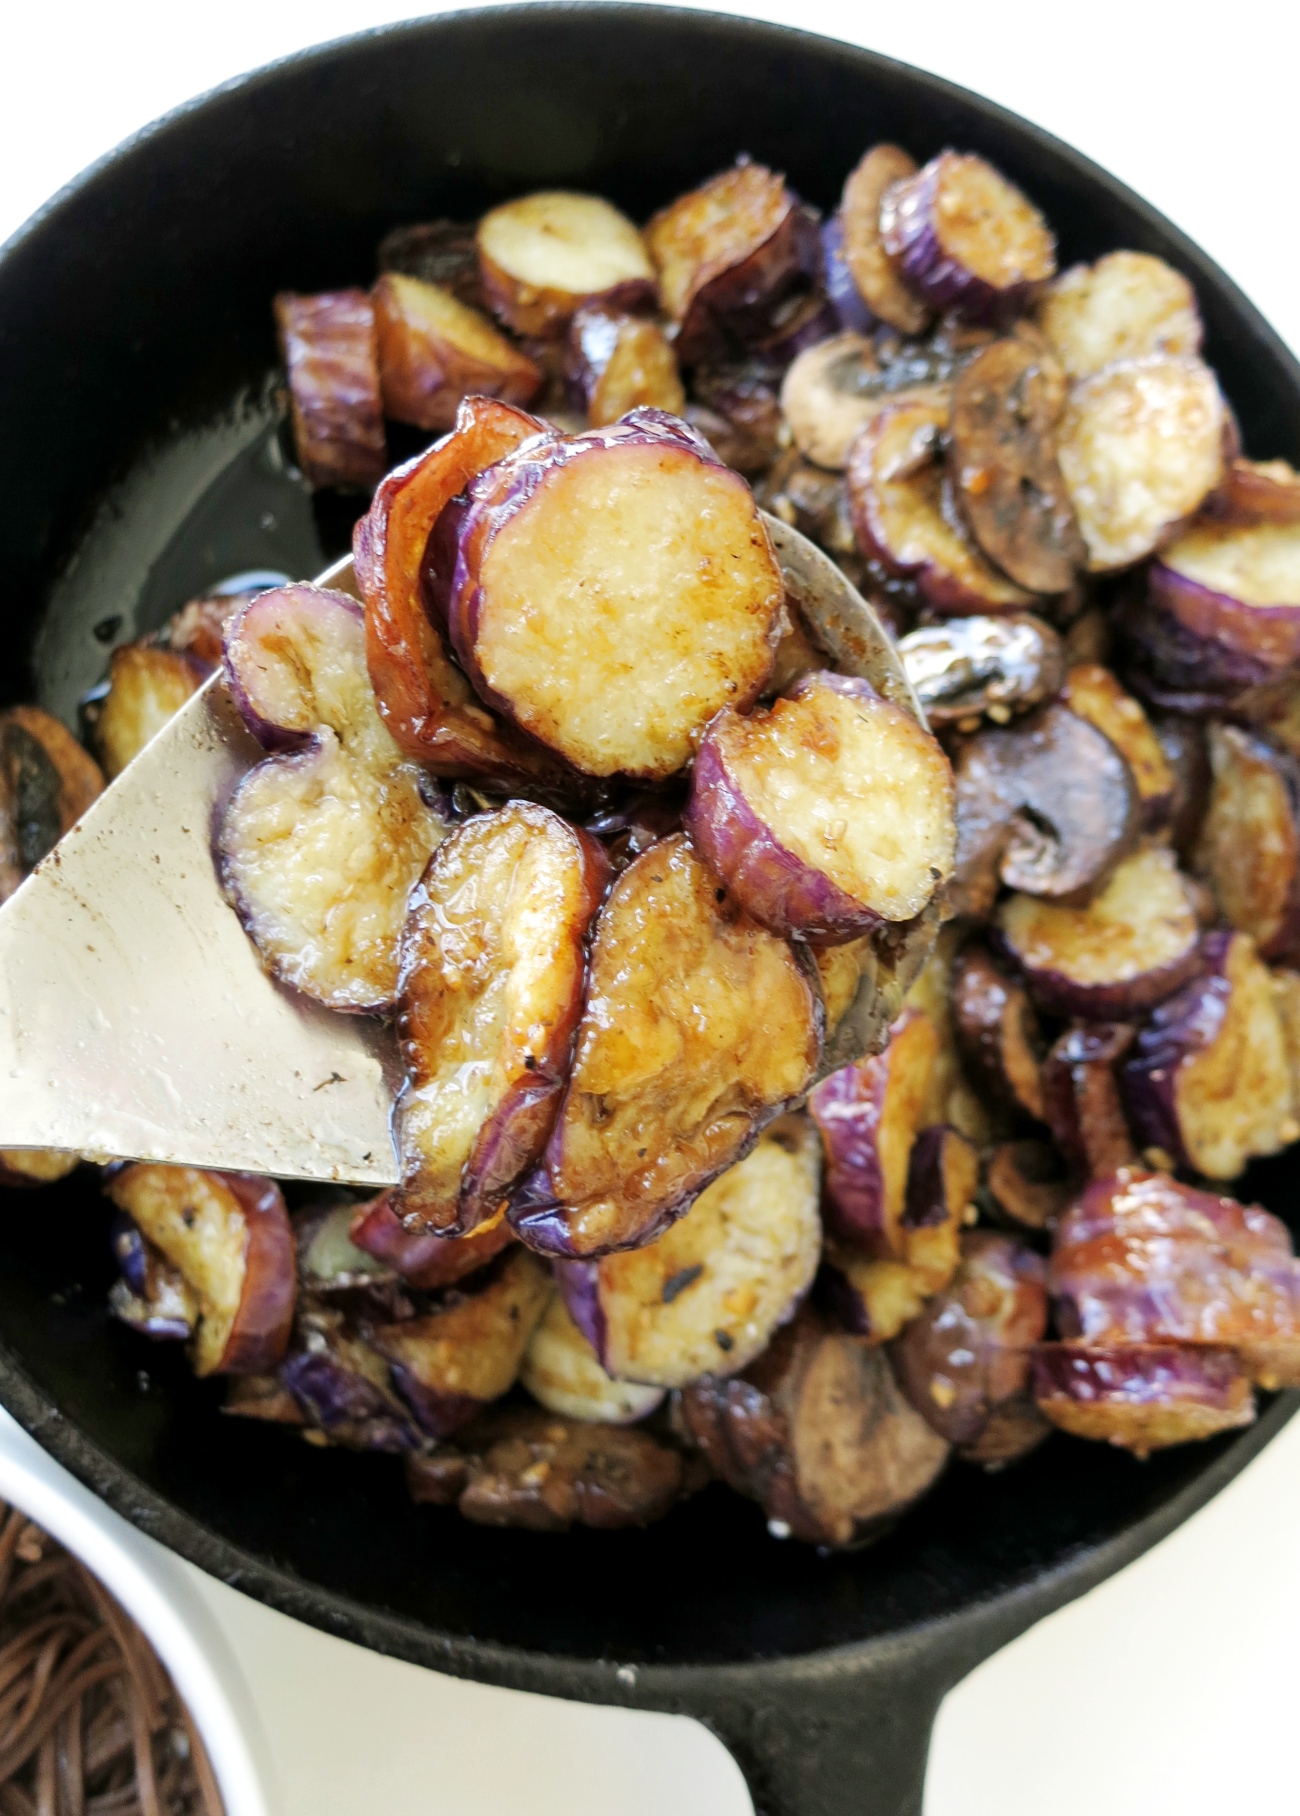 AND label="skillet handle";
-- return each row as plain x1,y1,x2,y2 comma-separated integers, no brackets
693,1659,948,1816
